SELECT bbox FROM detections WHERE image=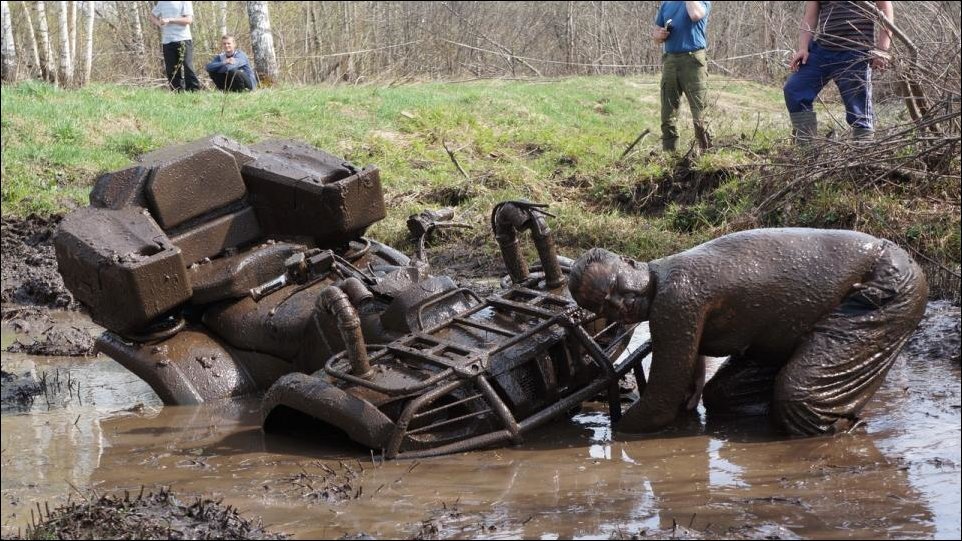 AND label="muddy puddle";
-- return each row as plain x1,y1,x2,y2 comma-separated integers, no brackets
2,309,960,540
